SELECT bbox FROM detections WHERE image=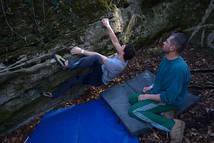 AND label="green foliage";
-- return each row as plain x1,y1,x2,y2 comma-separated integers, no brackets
71,0,112,23
0,0,113,57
